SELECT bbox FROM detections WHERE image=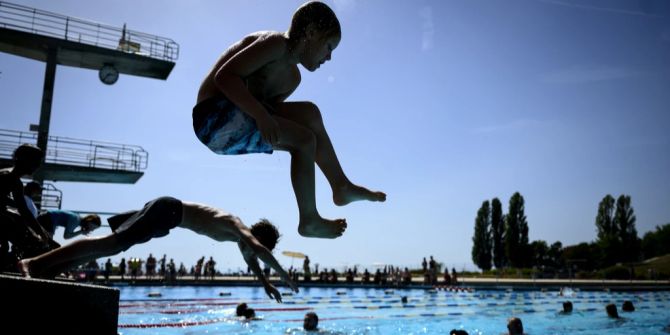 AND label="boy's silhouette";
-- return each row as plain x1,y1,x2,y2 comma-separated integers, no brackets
19,197,298,302
193,1,385,239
